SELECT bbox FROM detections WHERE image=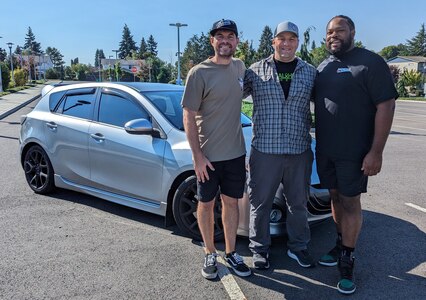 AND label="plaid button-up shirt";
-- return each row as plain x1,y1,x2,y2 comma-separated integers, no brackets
244,55,316,155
